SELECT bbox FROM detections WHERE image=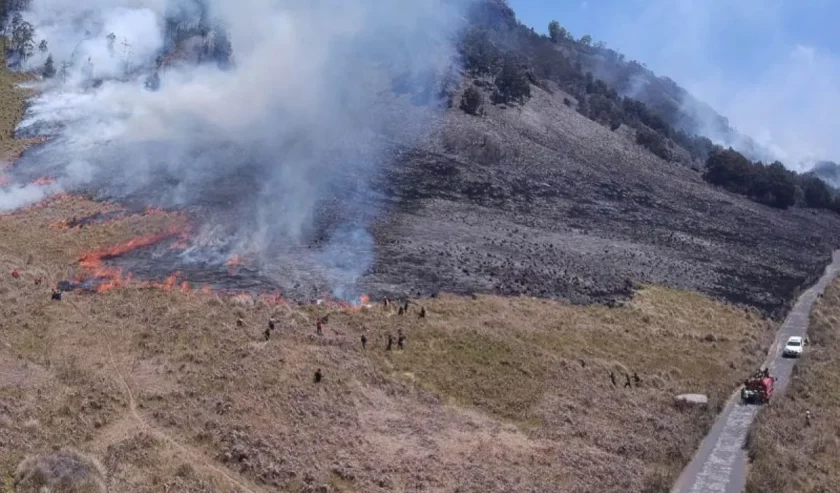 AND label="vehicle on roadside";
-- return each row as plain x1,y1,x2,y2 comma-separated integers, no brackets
741,368,774,405
782,336,804,358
